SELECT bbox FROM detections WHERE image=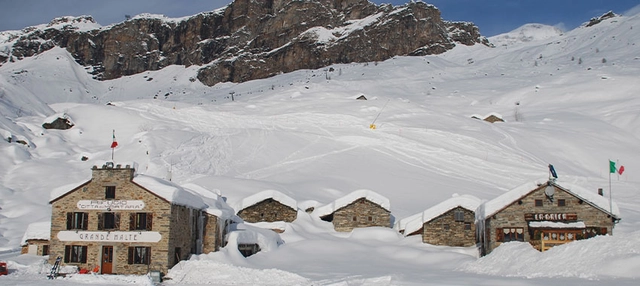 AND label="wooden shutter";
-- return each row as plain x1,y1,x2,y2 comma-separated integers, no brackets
128,247,134,264
496,228,504,242
82,213,88,230
601,228,608,235
97,213,104,230
129,213,135,231
81,246,88,263
146,213,153,231
145,247,151,265
64,245,71,263
114,213,120,230
66,213,72,230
